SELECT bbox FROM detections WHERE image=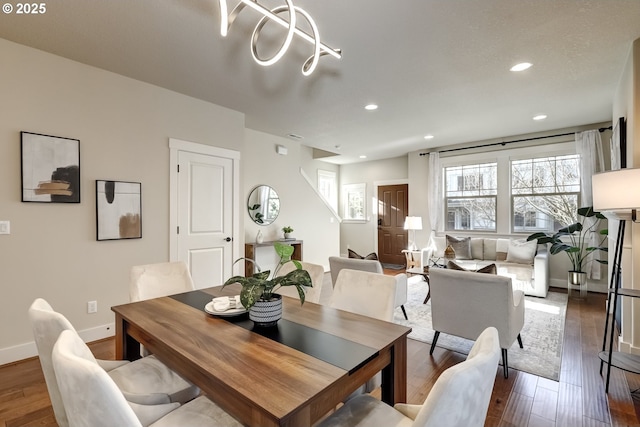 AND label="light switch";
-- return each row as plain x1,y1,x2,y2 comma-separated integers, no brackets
0,221,9,235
